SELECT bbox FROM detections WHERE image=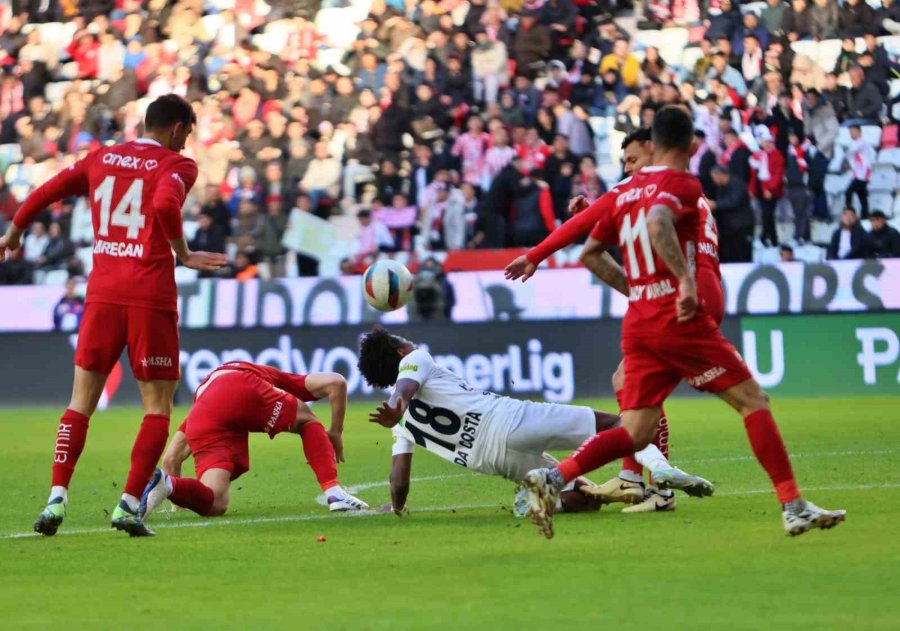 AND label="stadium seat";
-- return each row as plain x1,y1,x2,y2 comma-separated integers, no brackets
816,39,843,71
891,80,900,99
892,195,900,217
174,267,199,283
794,244,826,263
44,81,72,106
877,35,900,57
75,246,93,275
835,126,852,149
754,245,781,264
869,165,897,192
679,46,704,73
40,270,69,286
877,146,900,166
869,192,895,215
790,40,819,61
824,172,852,196
862,126,883,147
828,146,846,173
